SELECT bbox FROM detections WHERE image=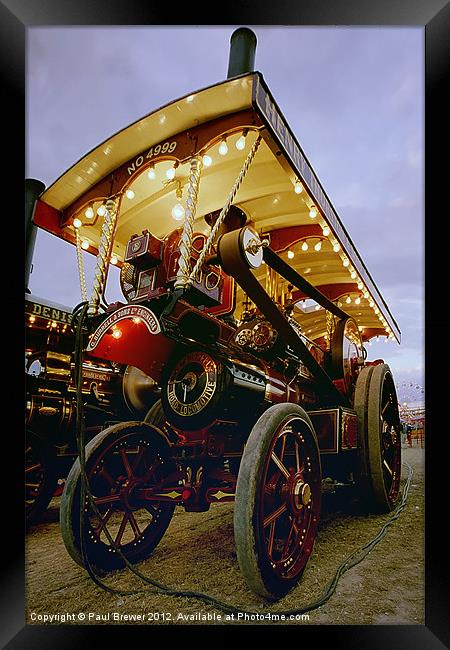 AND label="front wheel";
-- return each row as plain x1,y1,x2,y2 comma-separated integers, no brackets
60,419,176,572
234,403,321,600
